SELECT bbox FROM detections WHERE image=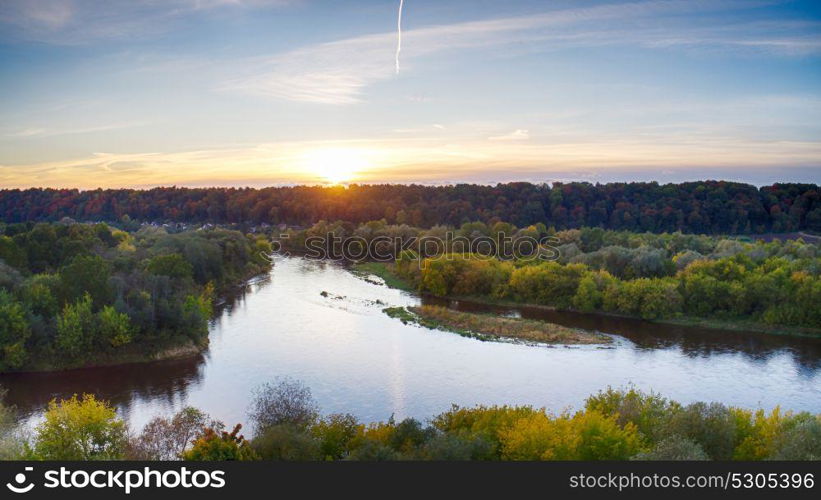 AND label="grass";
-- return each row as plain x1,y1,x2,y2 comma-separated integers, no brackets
383,306,418,324
383,305,611,345
351,262,415,292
